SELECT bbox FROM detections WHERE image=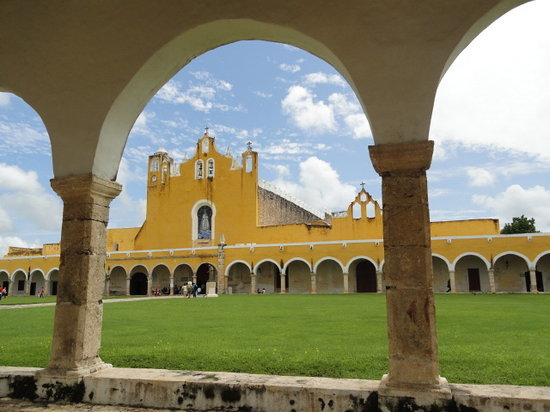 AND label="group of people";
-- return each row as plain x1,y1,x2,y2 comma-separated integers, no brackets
256,288,267,294
0,286,7,300
179,281,204,298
